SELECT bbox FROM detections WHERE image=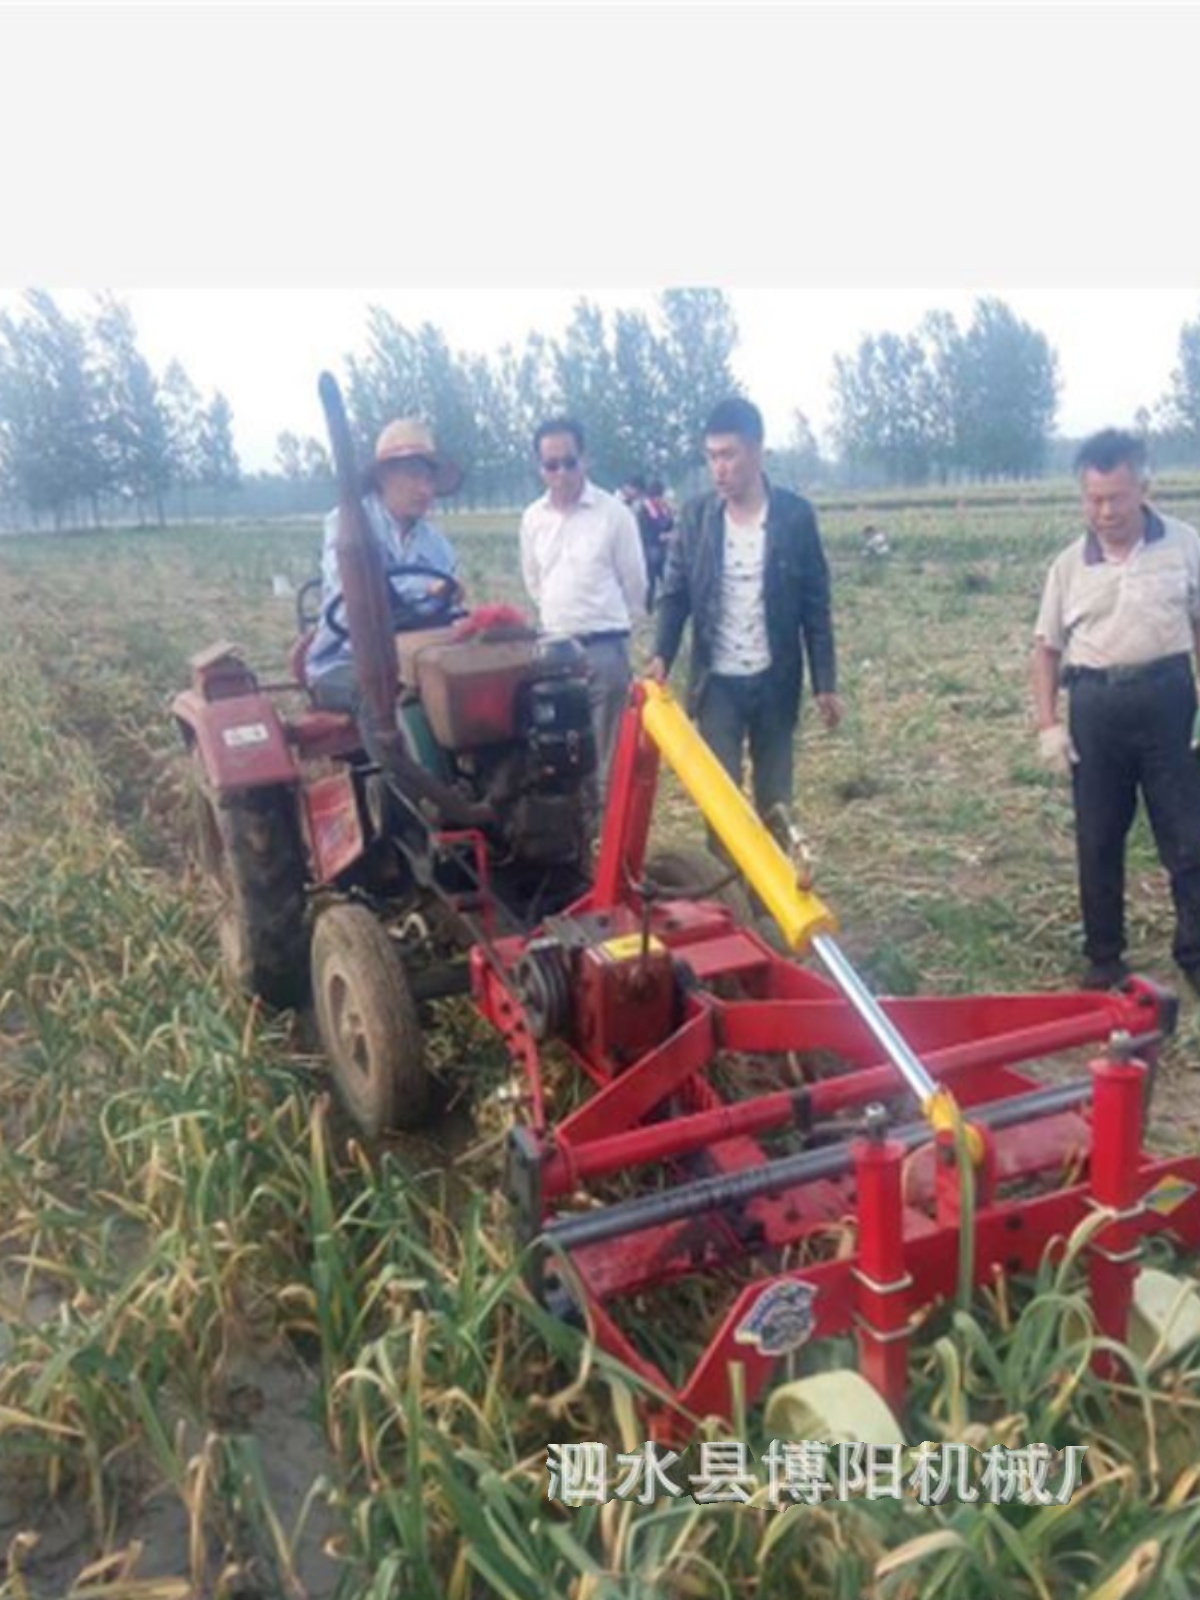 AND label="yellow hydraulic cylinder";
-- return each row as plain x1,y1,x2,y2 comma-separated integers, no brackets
640,680,837,951
640,680,984,1165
